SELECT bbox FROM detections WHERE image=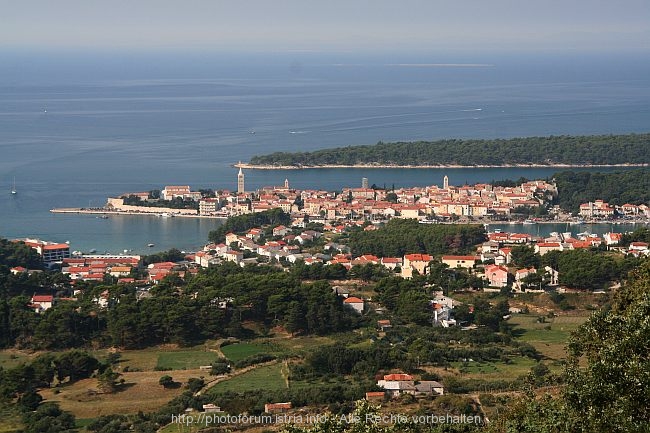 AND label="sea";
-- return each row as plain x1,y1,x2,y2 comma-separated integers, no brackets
1,50,649,254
